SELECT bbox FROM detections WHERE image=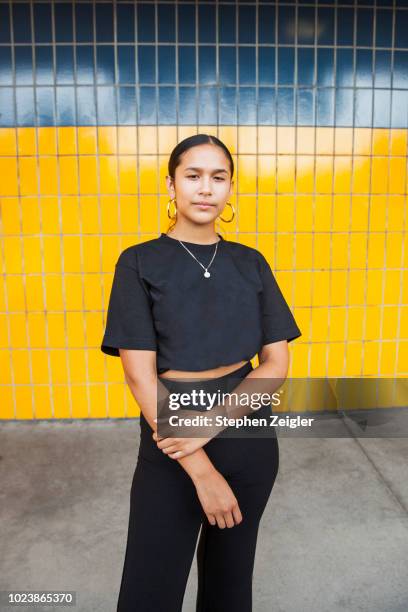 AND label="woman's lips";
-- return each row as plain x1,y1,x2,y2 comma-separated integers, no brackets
194,202,215,209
